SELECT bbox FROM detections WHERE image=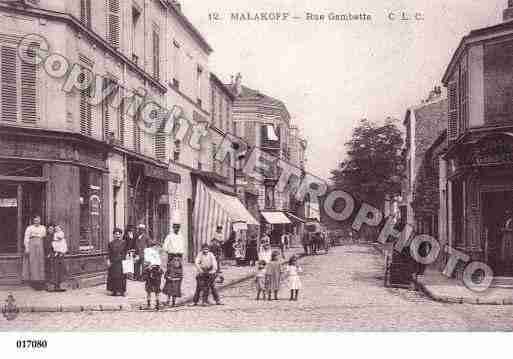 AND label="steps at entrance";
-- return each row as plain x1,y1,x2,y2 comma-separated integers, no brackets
492,276,513,288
